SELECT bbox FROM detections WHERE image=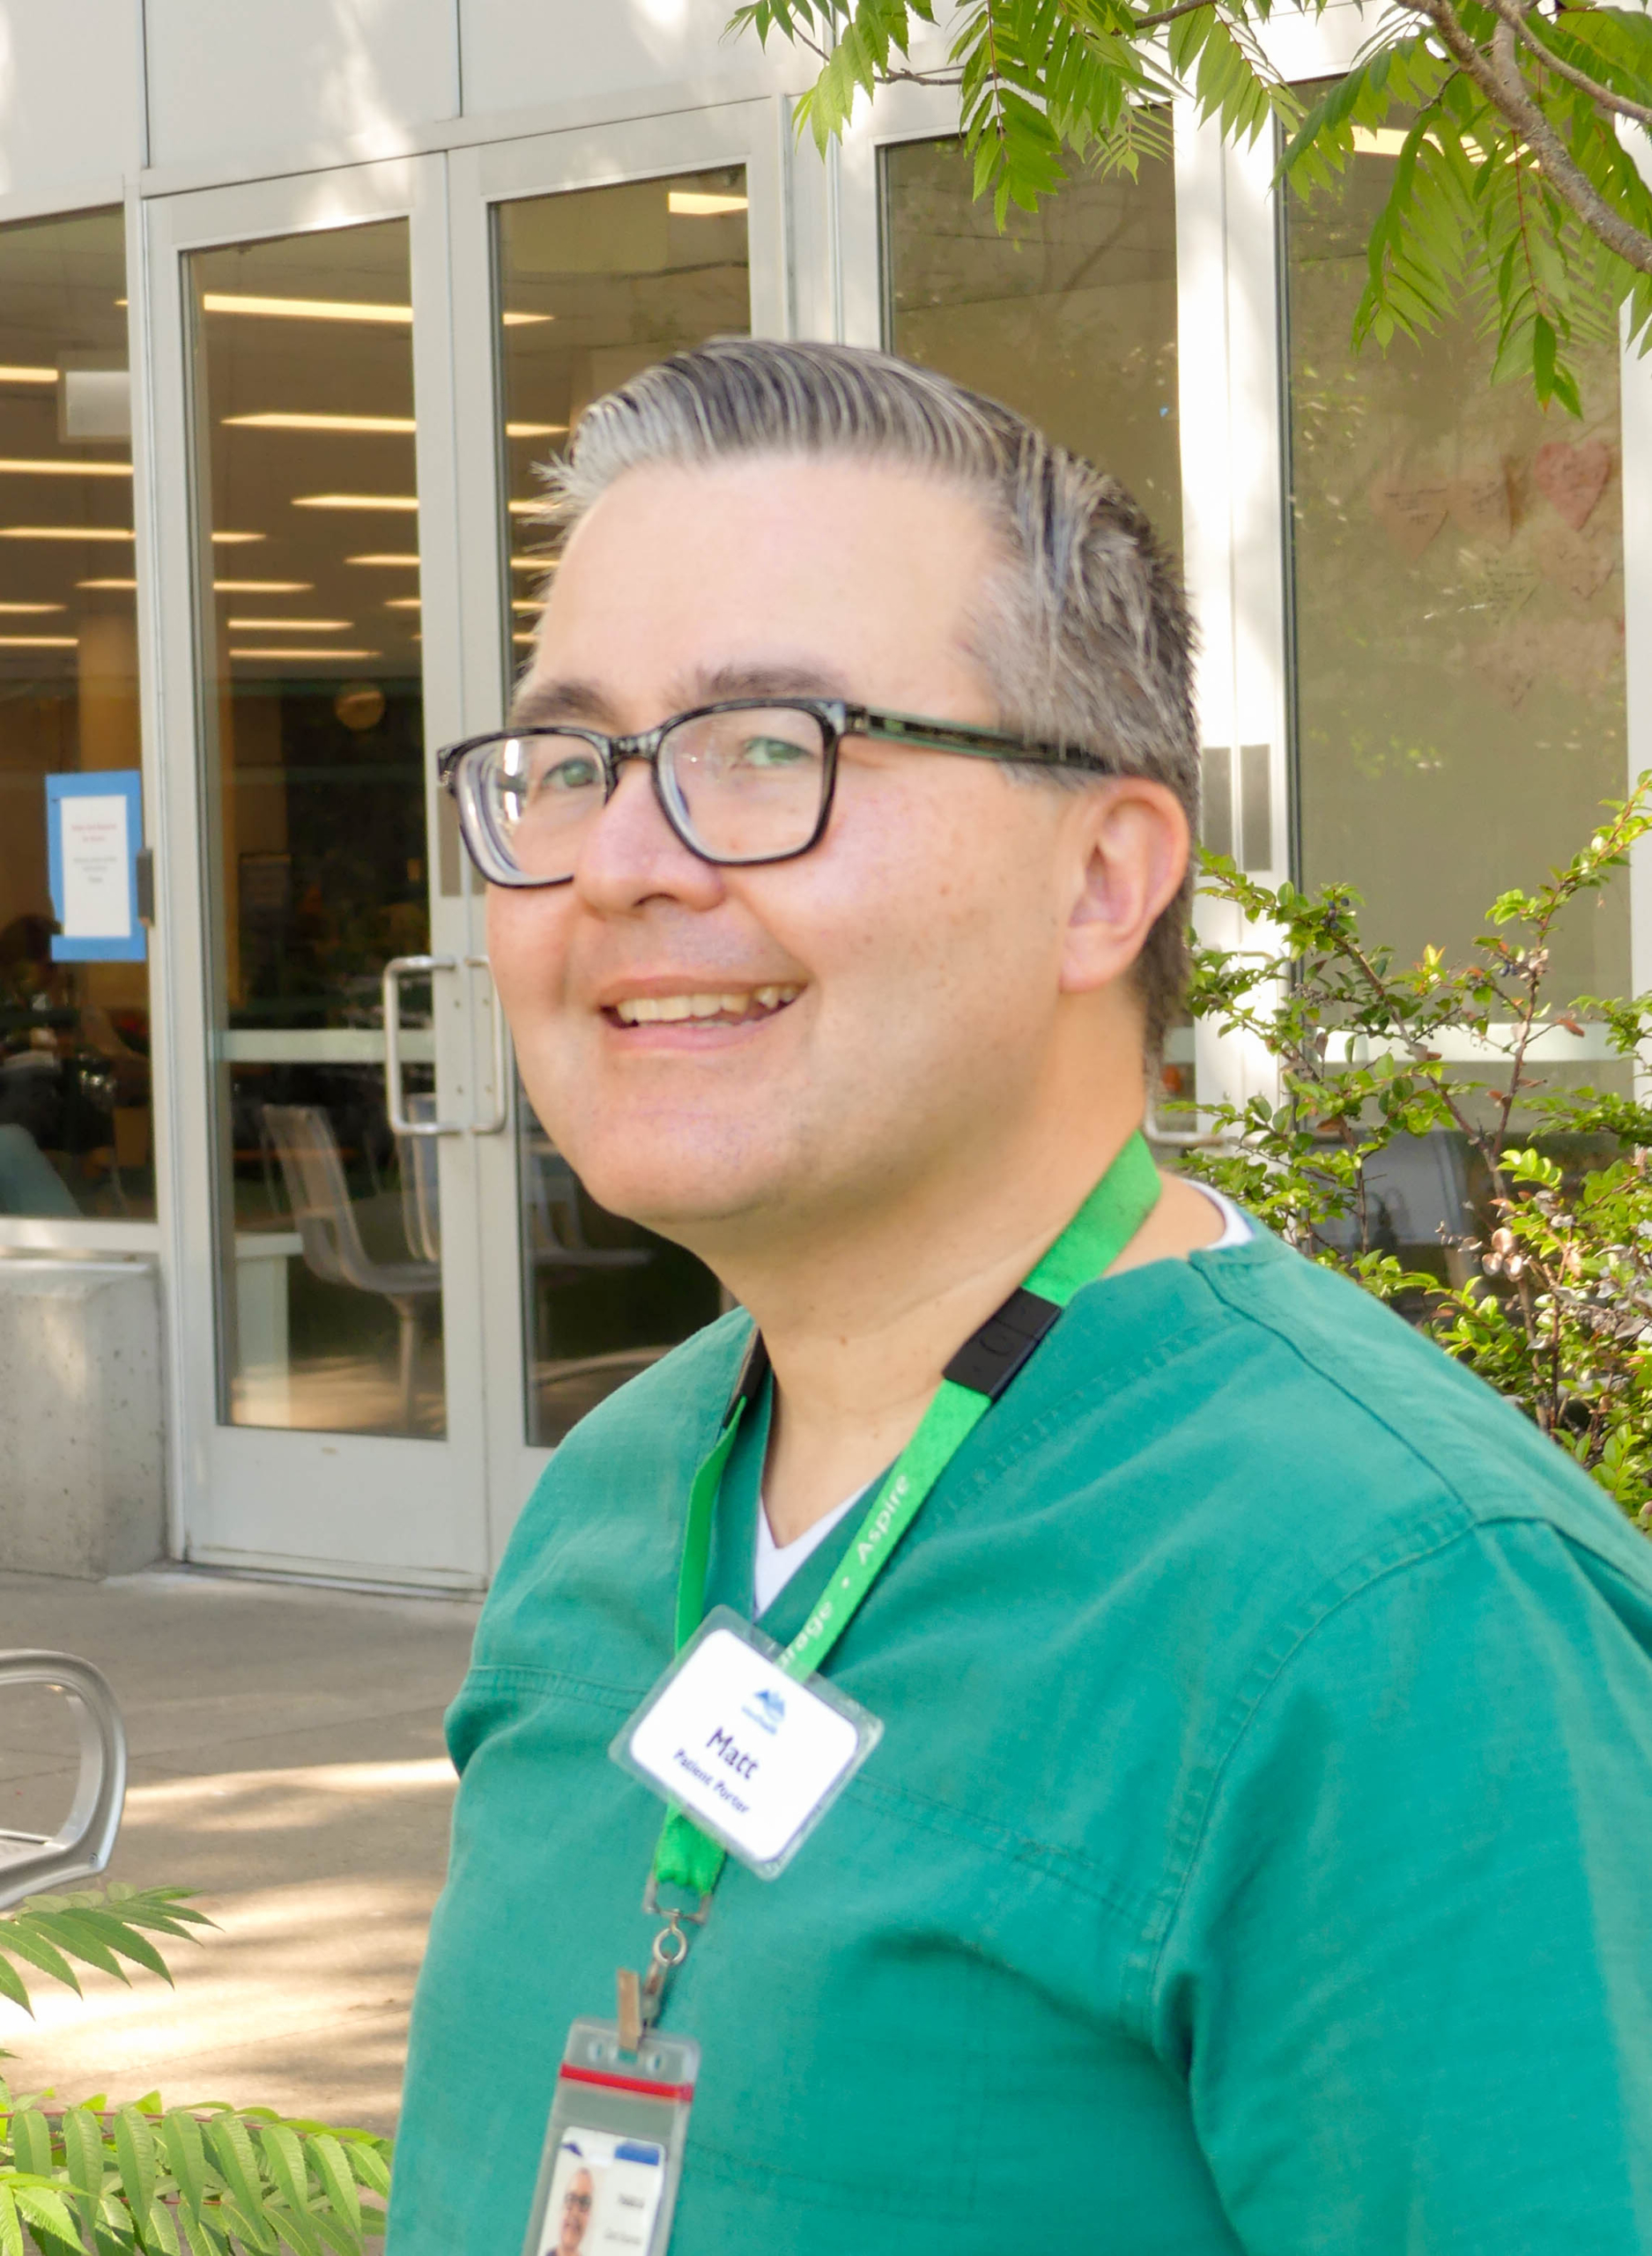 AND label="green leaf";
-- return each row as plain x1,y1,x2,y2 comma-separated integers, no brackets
0,2184,23,2256
257,2125,310,2221
204,2116,277,2254
307,2138,359,2239
0,1957,32,2017
61,2104,107,2200
160,2111,209,2225
114,2102,158,2221
10,2107,56,2178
